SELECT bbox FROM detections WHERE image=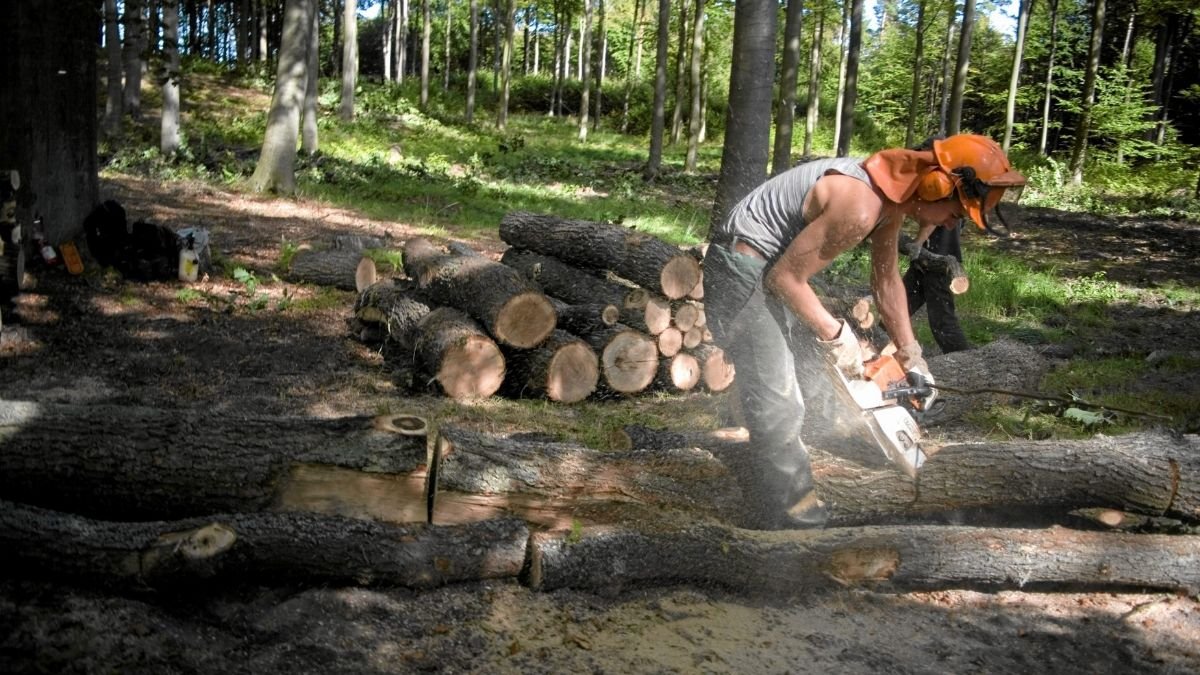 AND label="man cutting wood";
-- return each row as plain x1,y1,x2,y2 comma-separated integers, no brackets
703,133,1026,529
